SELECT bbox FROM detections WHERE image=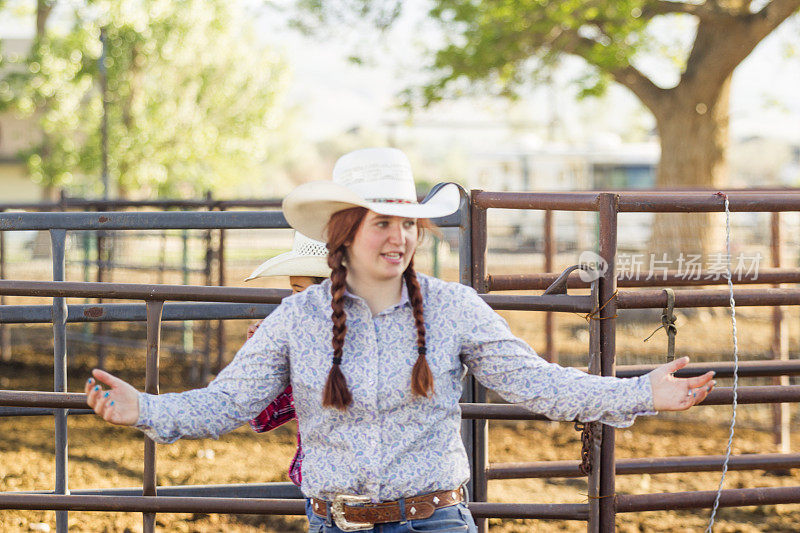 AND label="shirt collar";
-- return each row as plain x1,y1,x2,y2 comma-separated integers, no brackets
337,277,411,314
